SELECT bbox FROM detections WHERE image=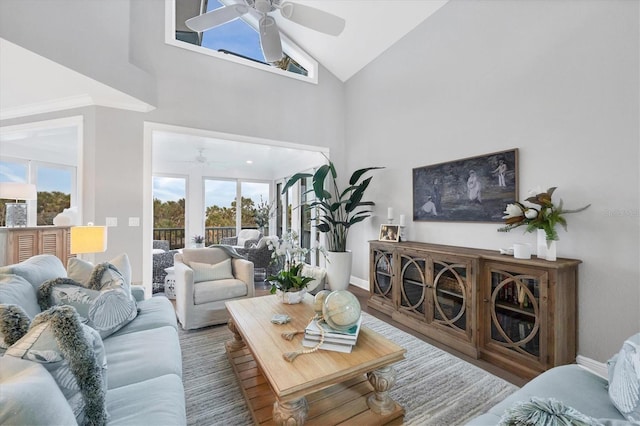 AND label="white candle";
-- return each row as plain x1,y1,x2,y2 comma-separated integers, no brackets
399,214,406,227
387,207,394,220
